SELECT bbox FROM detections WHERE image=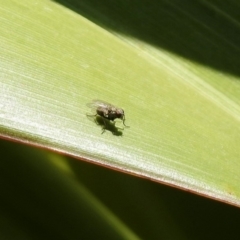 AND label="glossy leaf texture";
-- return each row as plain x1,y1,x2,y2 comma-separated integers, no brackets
1,0,240,208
